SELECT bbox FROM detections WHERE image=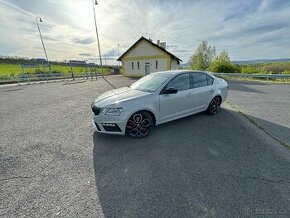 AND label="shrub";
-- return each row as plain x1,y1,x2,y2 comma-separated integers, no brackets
241,66,260,74
34,69,46,74
282,70,290,74
51,70,62,74
240,66,272,74
208,51,239,73
208,61,236,73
